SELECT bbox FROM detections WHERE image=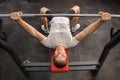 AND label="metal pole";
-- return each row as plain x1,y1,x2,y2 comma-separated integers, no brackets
110,28,120,39
22,61,99,67
0,39,32,80
91,30,120,76
0,14,120,17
